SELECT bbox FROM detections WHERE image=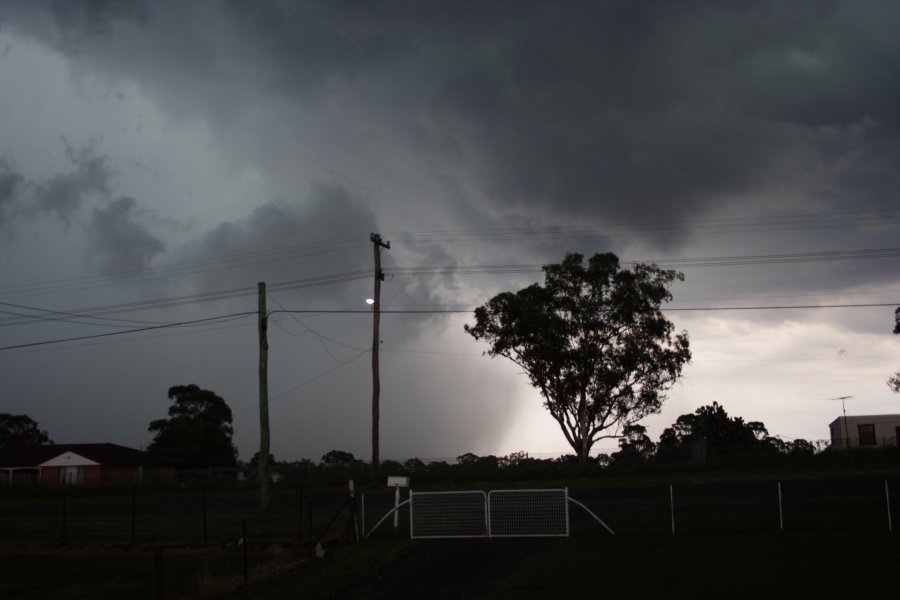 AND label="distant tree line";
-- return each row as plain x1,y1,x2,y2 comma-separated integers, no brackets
609,402,817,468
237,403,844,486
